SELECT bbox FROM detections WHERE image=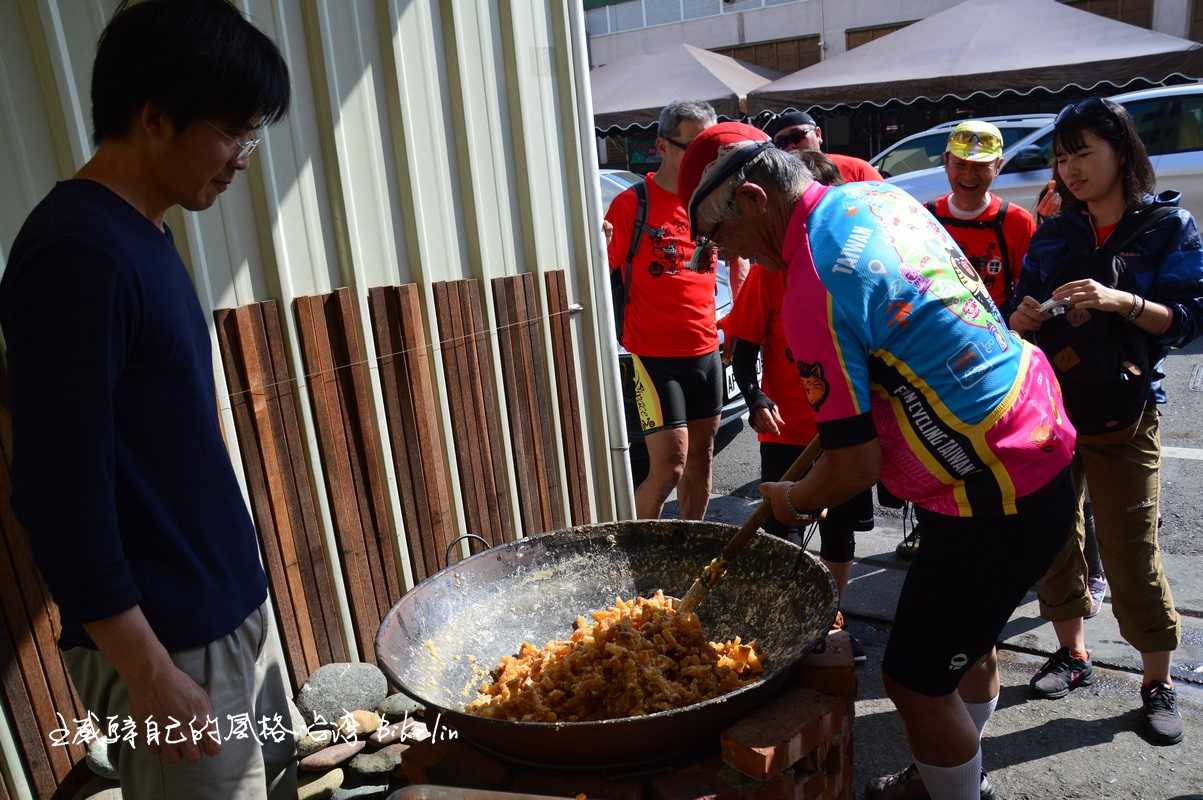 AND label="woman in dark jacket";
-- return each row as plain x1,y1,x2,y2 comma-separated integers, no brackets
1005,97,1203,746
